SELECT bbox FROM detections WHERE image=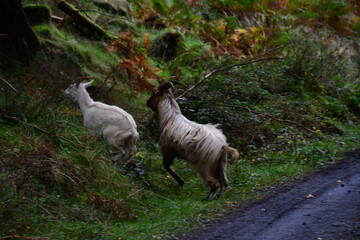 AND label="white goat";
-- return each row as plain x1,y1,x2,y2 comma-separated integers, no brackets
65,80,139,165
147,81,239,200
